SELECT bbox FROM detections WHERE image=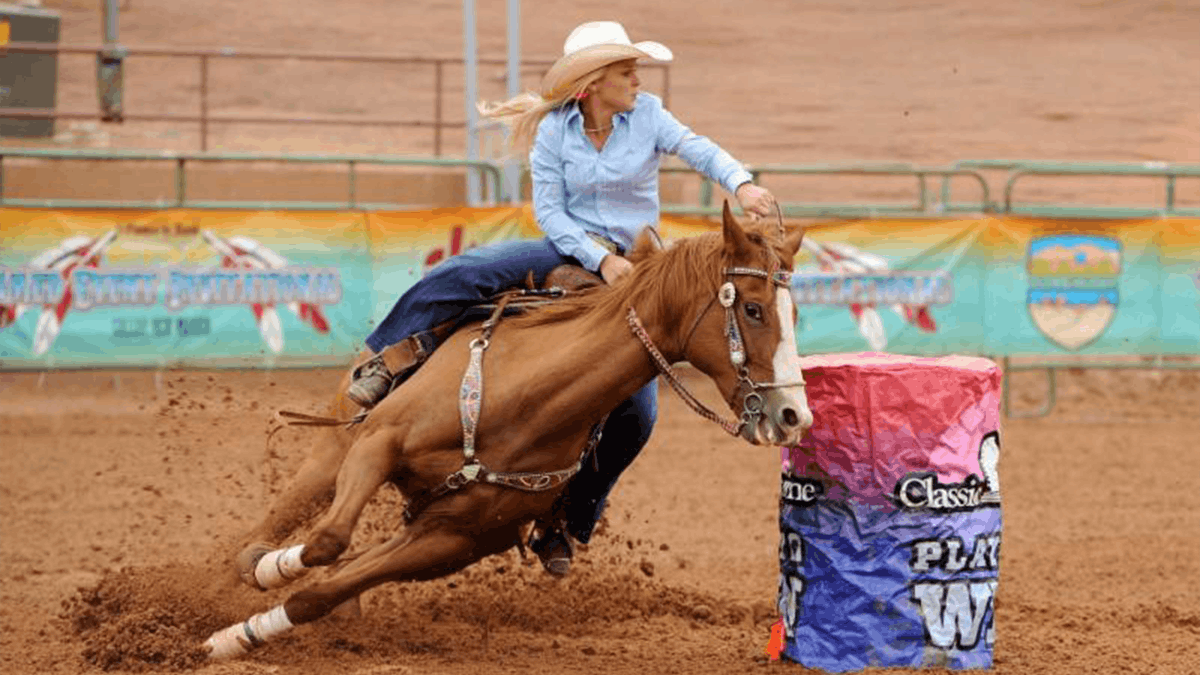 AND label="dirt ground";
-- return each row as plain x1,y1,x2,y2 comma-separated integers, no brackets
1,366,1198,674
3,1,1200,674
